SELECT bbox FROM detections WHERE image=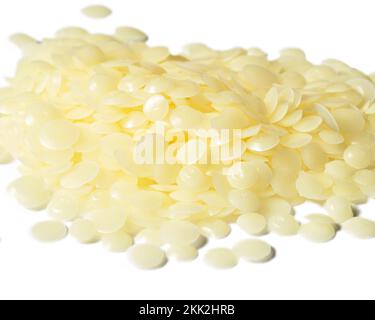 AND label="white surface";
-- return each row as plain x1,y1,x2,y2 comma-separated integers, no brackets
0,0,375,300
